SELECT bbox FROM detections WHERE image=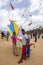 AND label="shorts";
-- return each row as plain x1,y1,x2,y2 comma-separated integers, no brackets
22,45,26,54
27,47,30,55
